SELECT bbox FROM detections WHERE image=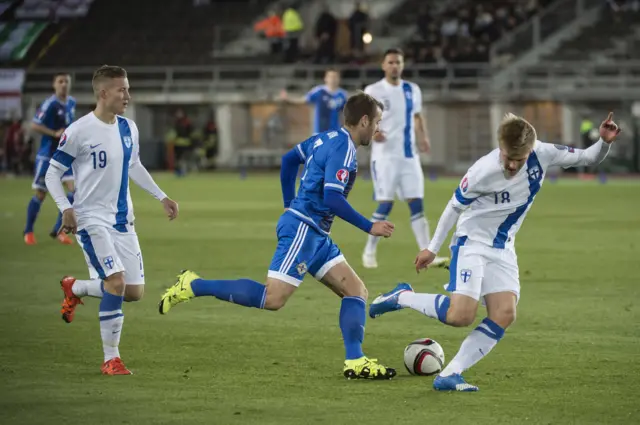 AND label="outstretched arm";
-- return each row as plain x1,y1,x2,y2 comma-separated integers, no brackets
323,188,373,233
548,112,620,168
